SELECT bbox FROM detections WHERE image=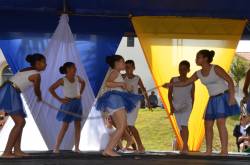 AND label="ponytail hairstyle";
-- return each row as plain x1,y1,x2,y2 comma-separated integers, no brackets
105,55,124,69
59,62,75,74
197,49,215,64
25,53,46,67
